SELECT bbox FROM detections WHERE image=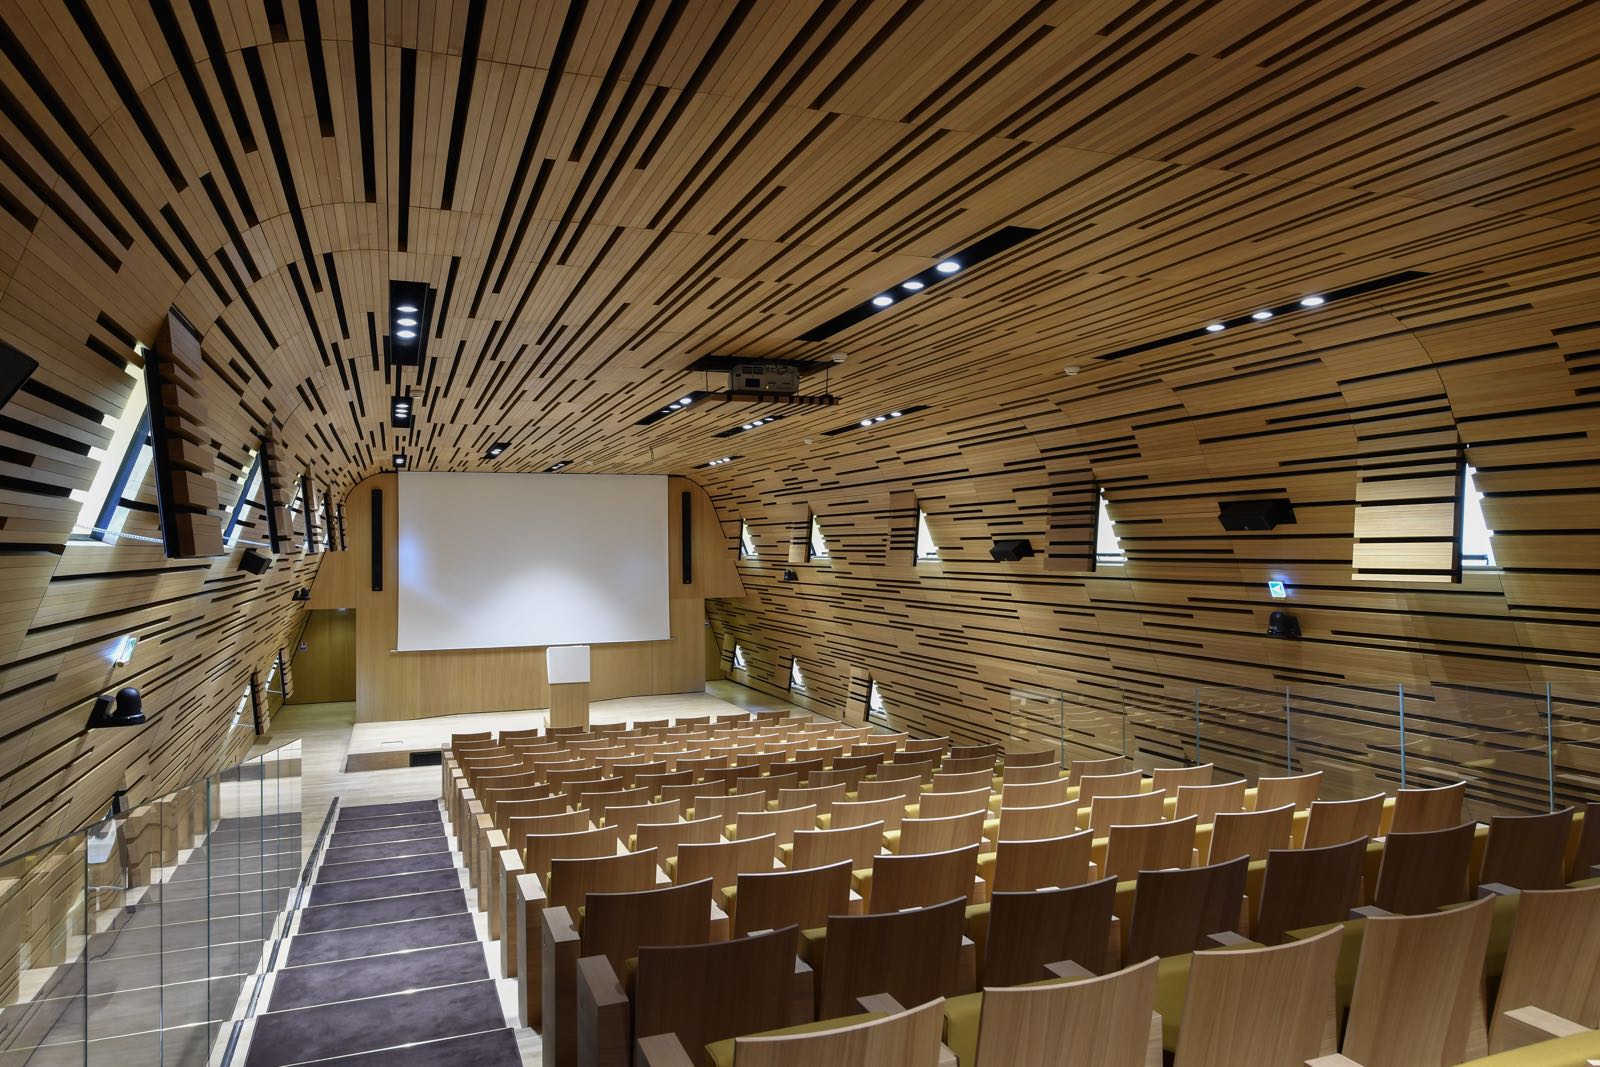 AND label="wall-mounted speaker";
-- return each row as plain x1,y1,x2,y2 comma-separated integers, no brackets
1219,498,1296,531
370,487,384,591
1266,610,1302,639
990,538,1035,562
239,549,271,574
0,341,38,410
681,490,693,584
